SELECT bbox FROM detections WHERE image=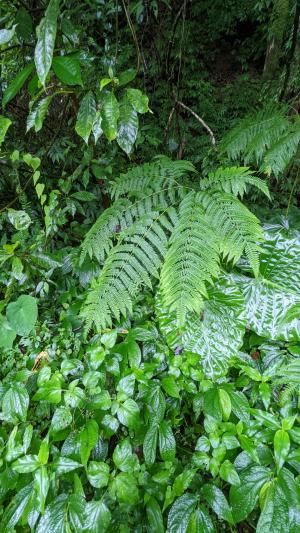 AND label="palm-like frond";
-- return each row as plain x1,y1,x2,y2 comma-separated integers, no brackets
200,166,270,199
160,192,220,325
201,191,264,276
261,124,300,177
